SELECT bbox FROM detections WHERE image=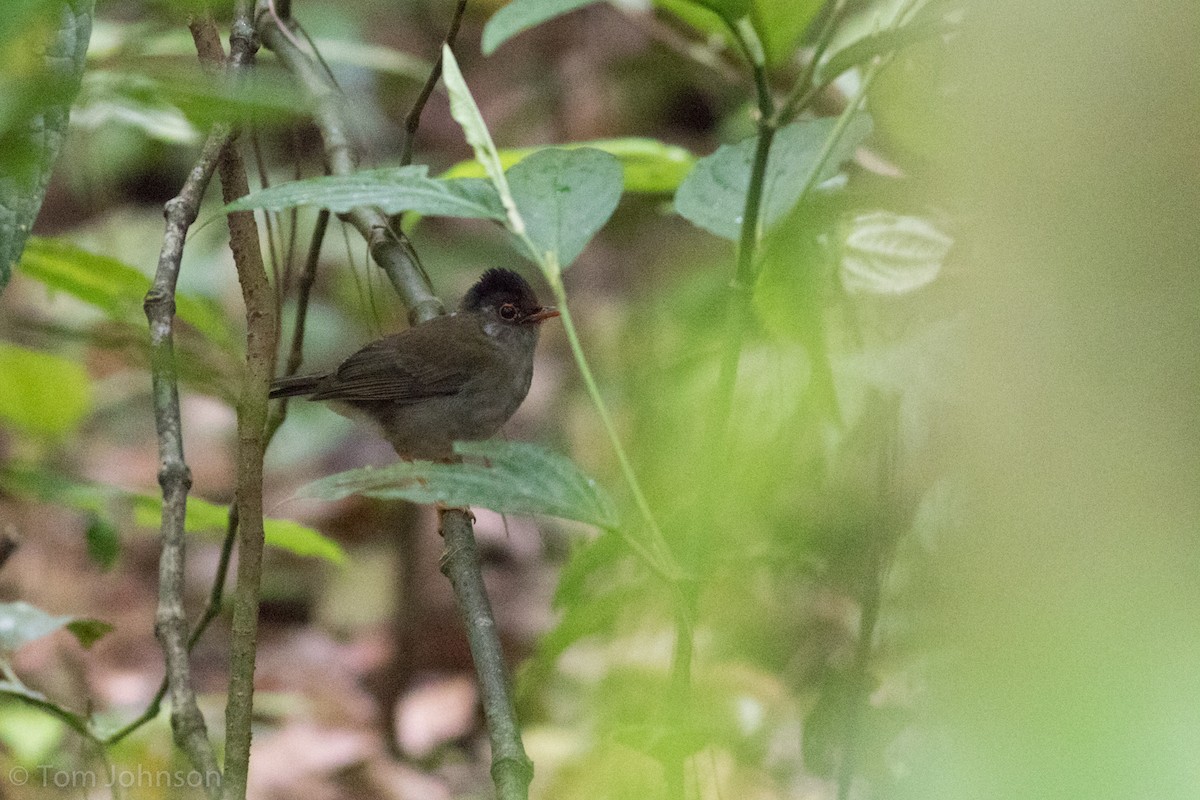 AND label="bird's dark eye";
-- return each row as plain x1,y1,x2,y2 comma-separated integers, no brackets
499,303,518,320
